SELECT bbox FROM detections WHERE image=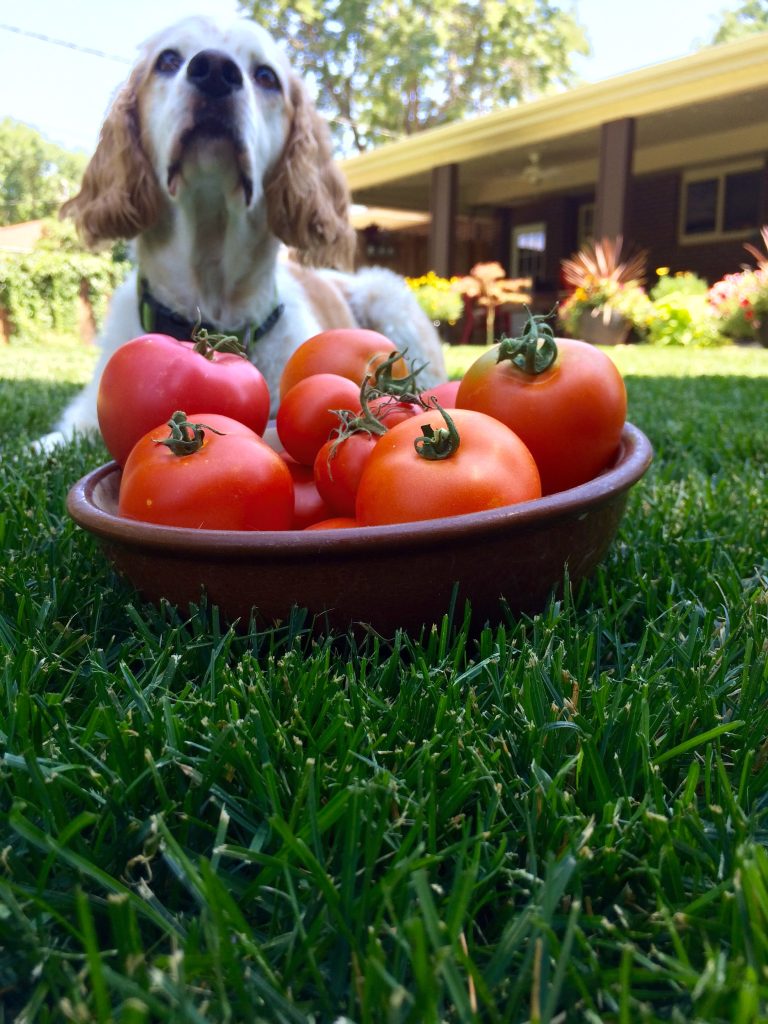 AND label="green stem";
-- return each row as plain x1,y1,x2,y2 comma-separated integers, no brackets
153,411,225,457
413,404,460,461
190,313,246,360
496,309,558,375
